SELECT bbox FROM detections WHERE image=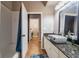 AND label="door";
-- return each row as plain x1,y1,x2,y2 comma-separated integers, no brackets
28,14,41,42
29,18,39,37
21,3,28,58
